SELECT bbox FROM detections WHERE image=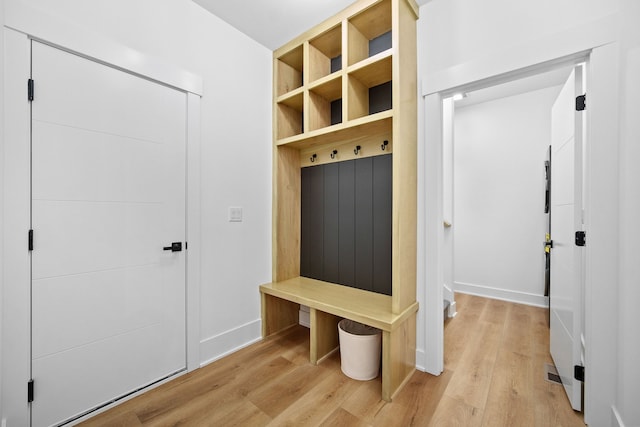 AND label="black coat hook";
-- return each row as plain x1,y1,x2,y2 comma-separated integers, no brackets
381,140,389,151
354,145,361,155
310,153,317,163
330,150,338,159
